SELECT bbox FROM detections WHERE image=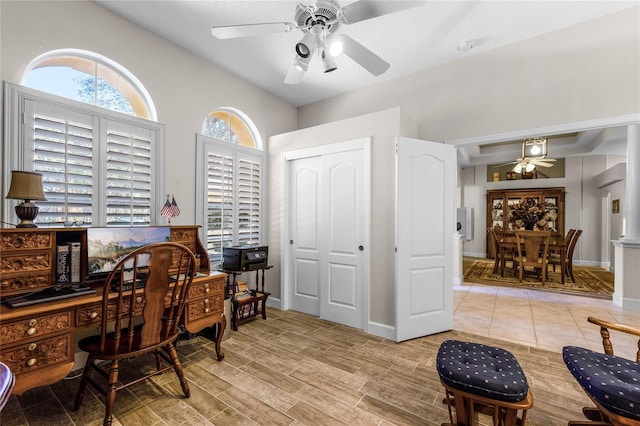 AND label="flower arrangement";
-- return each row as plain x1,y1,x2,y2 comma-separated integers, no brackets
509,197,551,230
